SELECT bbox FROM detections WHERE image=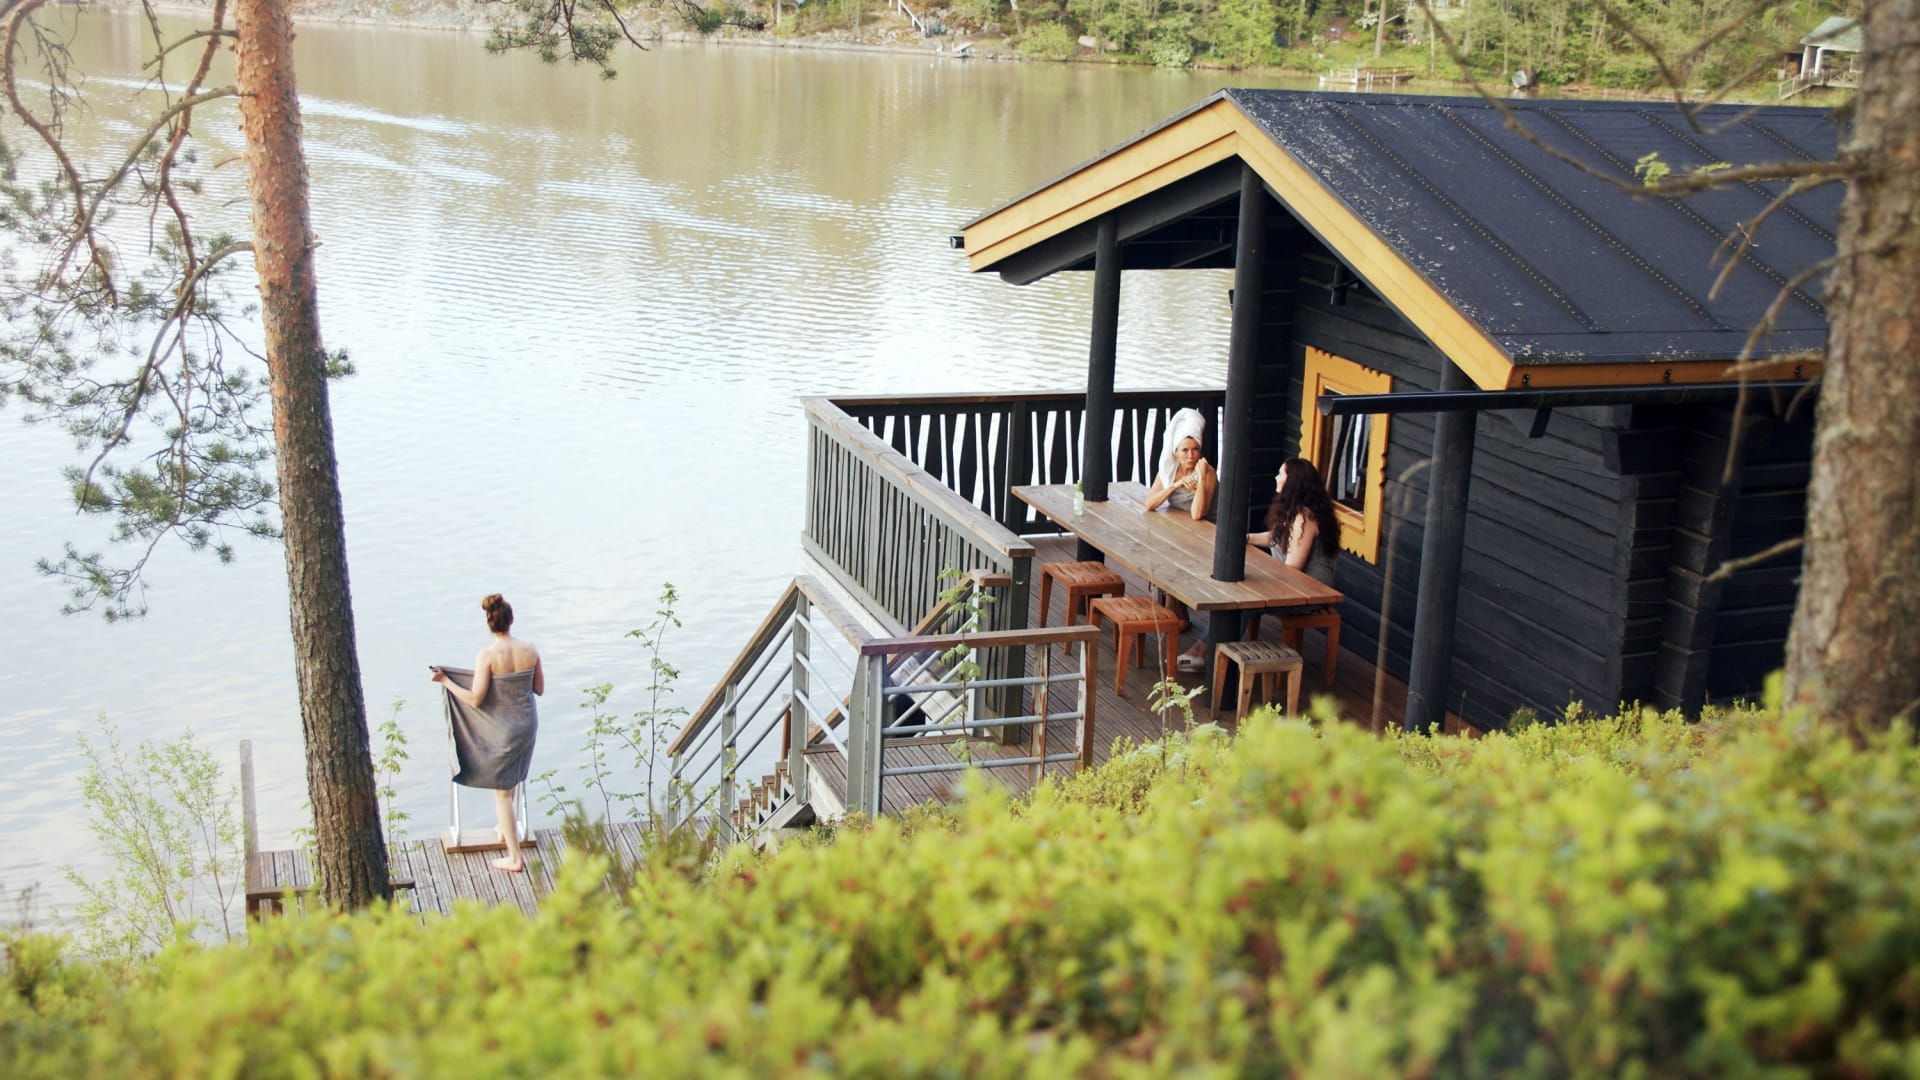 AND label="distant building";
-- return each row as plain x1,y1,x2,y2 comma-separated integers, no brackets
1795,16,1862,85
